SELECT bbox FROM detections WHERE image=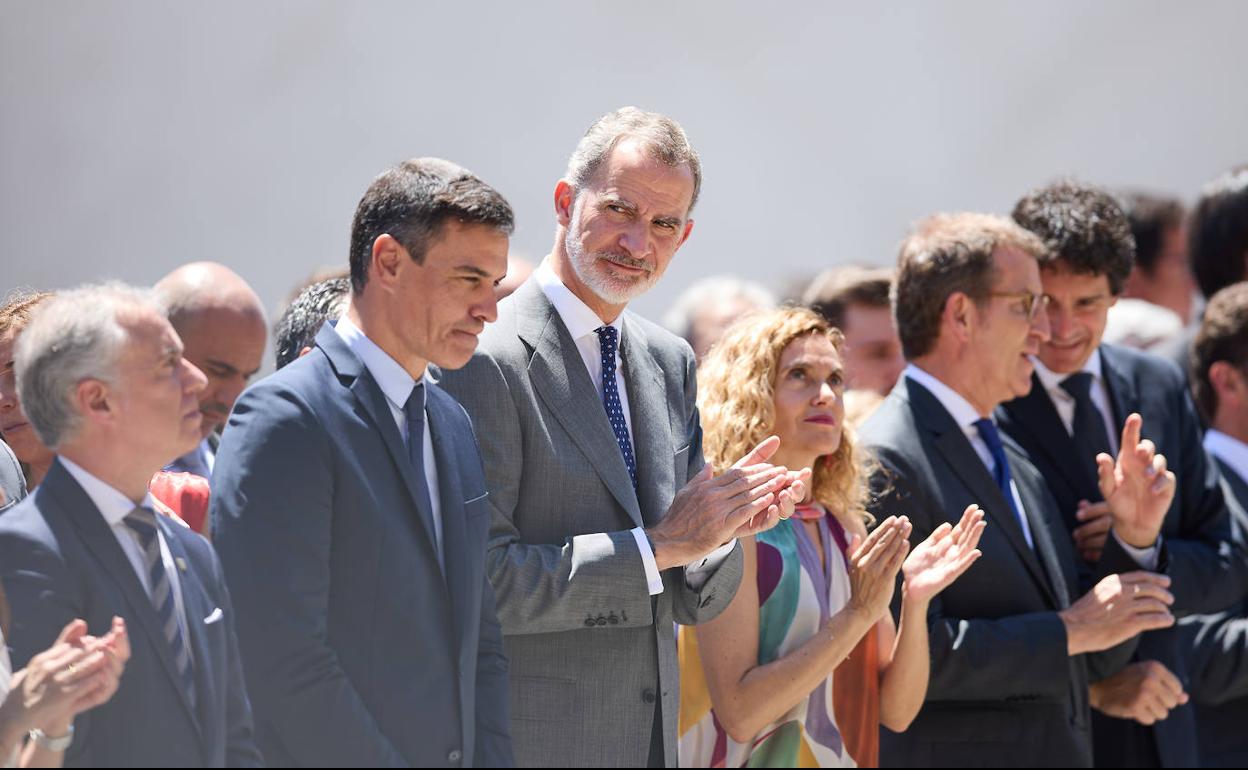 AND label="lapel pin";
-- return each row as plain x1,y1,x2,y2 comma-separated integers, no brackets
175,557,188,572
